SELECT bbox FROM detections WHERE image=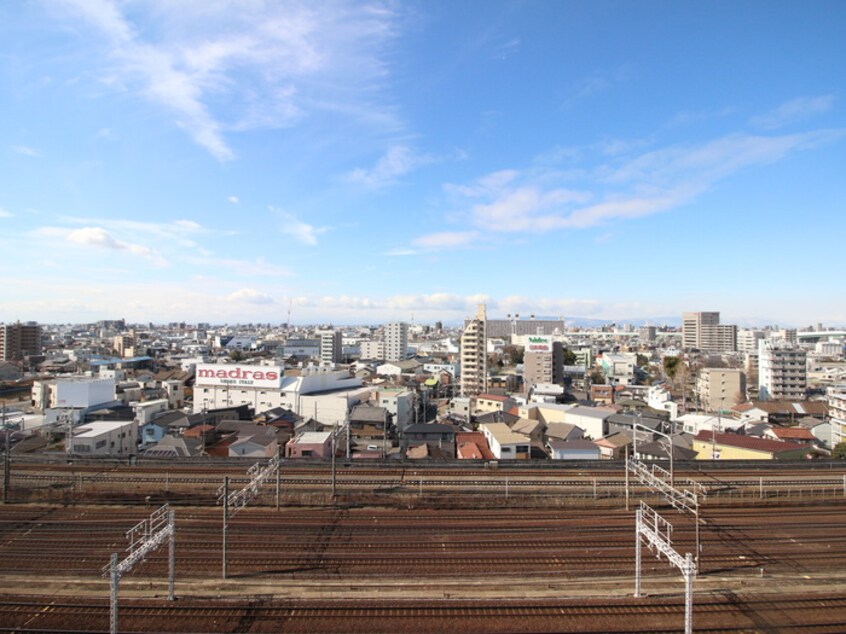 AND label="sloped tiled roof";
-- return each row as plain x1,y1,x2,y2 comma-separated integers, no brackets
694,431,803,455
770,426,816,441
